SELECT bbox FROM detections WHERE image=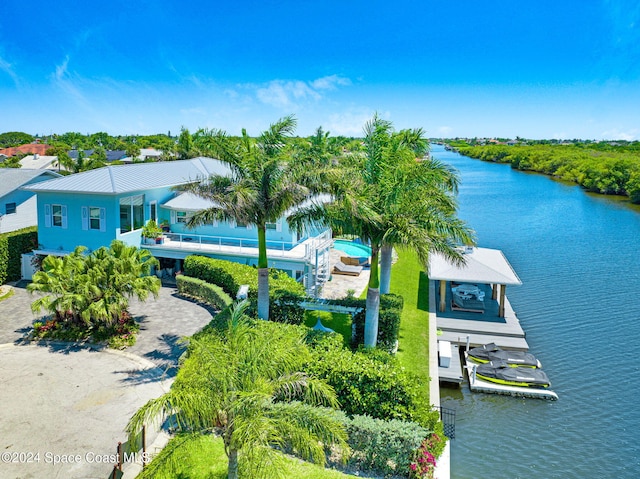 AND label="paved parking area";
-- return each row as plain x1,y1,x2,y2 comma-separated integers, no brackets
0,283,213,479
